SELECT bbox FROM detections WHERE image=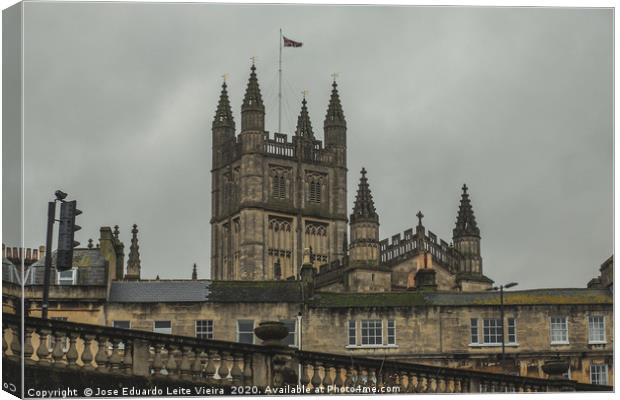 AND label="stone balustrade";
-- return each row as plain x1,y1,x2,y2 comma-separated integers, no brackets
2,314,611,394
